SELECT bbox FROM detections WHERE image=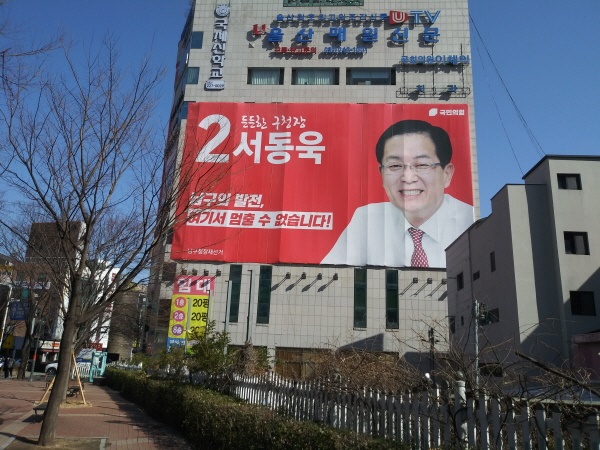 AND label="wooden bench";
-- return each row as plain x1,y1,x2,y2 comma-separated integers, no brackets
33,402,47,419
